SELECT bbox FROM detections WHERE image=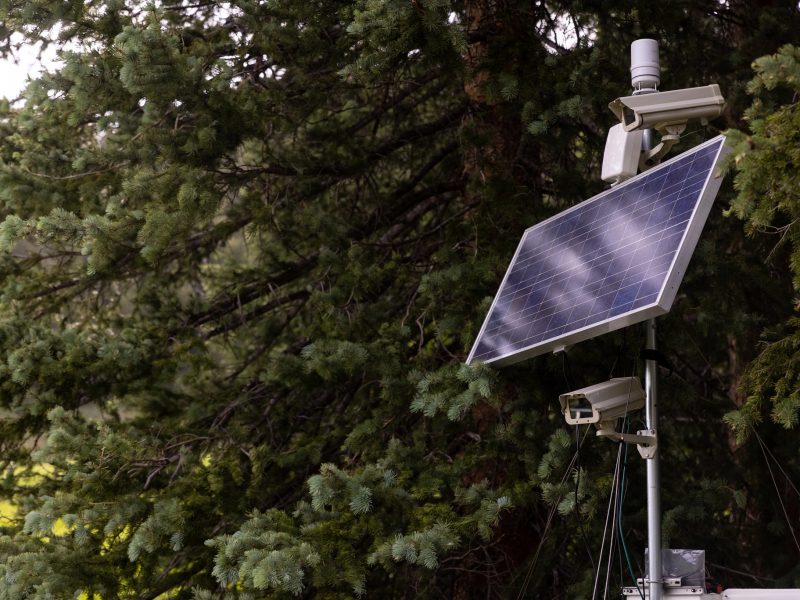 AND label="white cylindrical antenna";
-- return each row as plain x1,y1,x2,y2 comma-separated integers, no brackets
631,39,660,94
